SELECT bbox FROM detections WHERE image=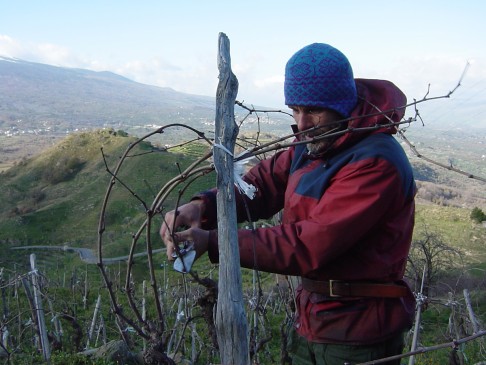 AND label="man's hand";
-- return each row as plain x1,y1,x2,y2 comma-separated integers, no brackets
160,200,206,260
171,227,210,261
